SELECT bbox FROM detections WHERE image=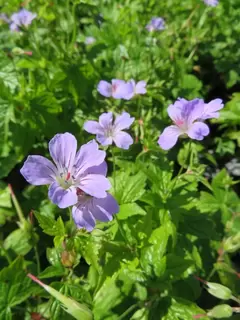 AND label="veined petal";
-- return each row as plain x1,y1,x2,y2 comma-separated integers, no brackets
91,193,119,222
72,204,96,231
121,81,135,100
48,182,78,208
158,125,182,150
167,99,186,123
84,161,108,176
49,133,77,172
114,112,135,131
185,99,205,125
97,81,112,97
84,120,103,134
113,131,133,150
20,155,56,185
187,122,210,140
99,112,113,128
79,174,111,198
74,140,106,176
